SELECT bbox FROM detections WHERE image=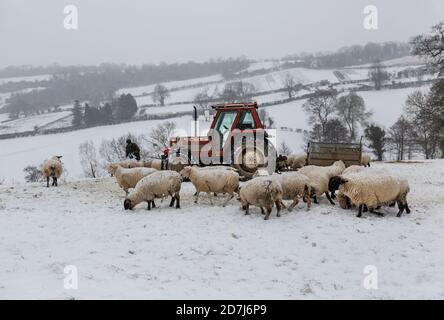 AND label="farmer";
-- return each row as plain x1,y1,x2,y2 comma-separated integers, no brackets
125,139,141,161
161,147,169,170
